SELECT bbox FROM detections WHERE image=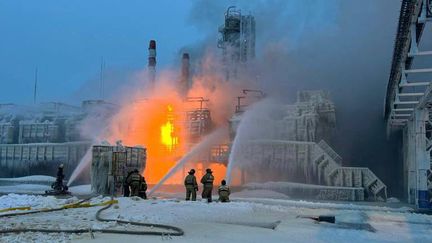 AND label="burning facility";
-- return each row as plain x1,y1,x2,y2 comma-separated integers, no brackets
0,6,388,203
